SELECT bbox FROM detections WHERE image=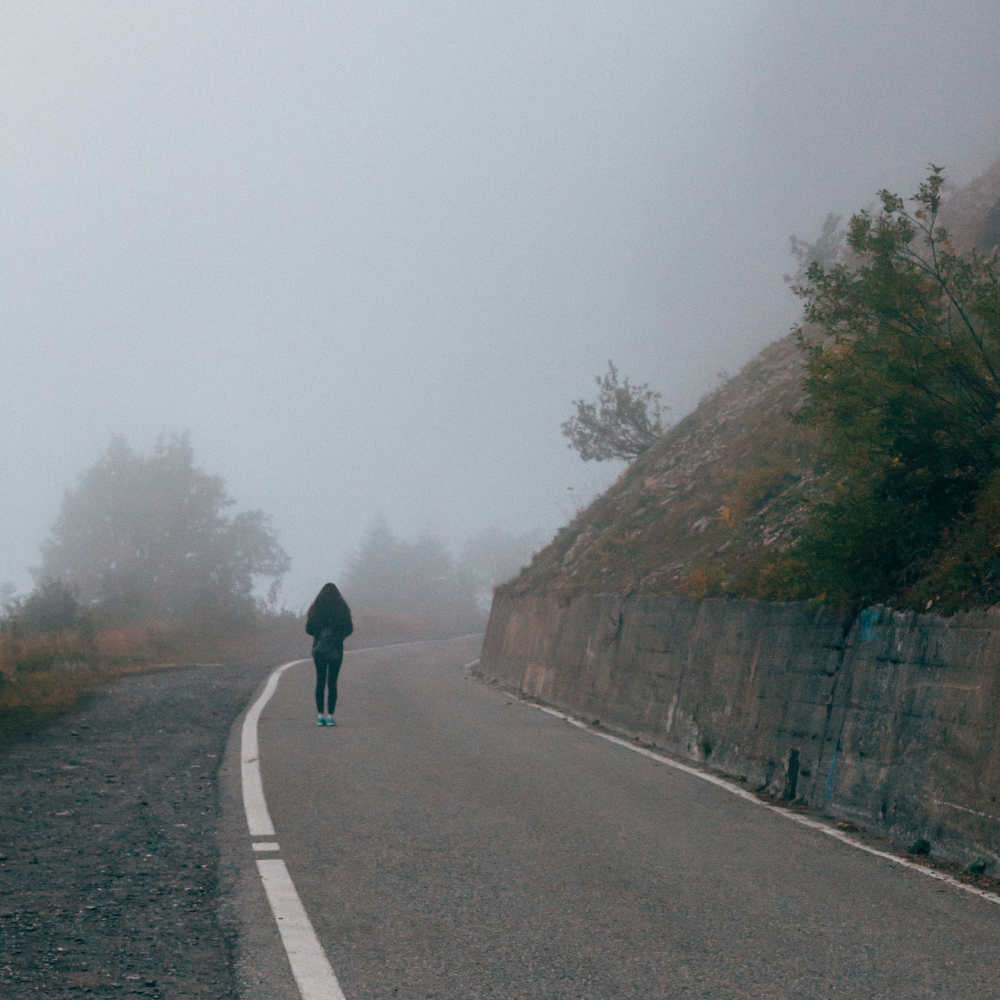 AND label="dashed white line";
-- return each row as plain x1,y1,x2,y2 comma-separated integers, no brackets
241,659,303,837
243,638,485,1000
241,658,346,1000
257,858,347,1000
